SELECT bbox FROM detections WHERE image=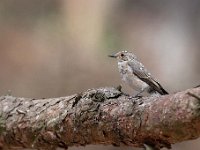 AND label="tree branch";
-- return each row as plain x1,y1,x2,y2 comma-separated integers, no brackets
0,87,200,150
